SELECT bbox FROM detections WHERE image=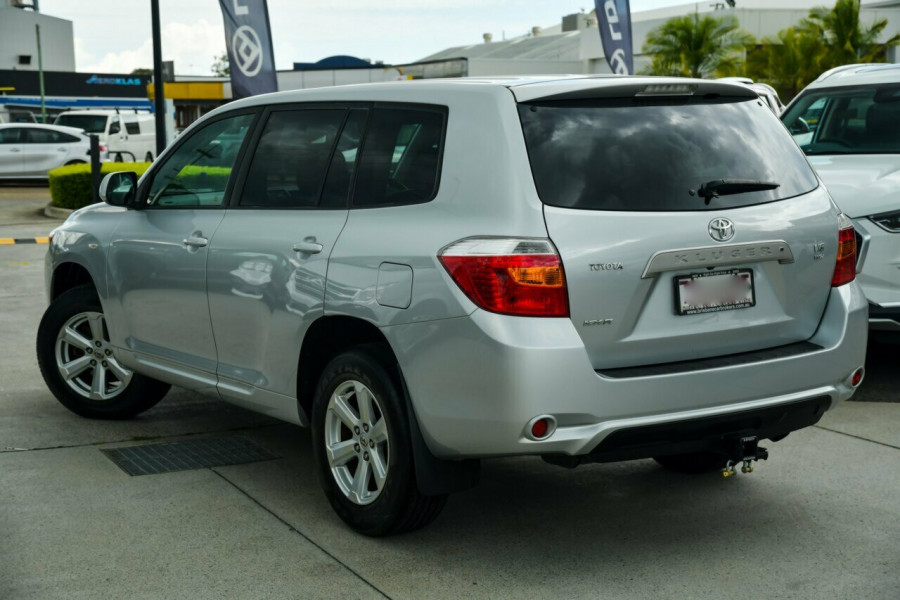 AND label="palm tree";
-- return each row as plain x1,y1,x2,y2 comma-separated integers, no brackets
802,0,900,65
746,27,828,100
641,13,755,78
